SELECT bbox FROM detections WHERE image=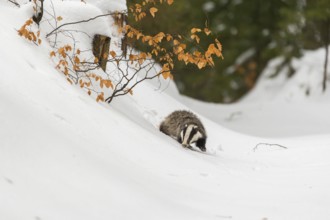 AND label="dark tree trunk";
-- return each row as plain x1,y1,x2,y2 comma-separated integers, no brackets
323,19,330,92
112,13,128,58
31,0,44,25
121,14,128,59
92,34,111,71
